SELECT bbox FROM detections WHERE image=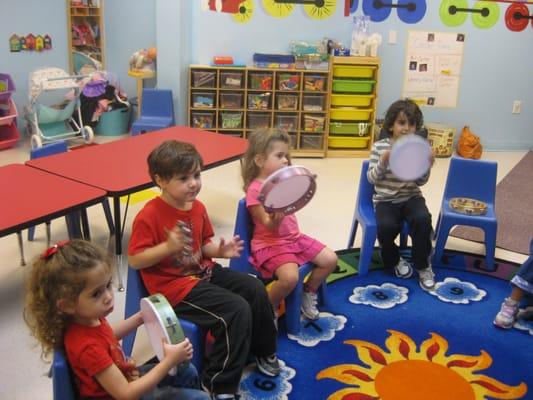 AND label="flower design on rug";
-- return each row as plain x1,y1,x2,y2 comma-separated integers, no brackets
317,330,527,400
349,283,409,309
239,359,295,400
514,307,533,335
429,277,487,304
287,312,346,347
